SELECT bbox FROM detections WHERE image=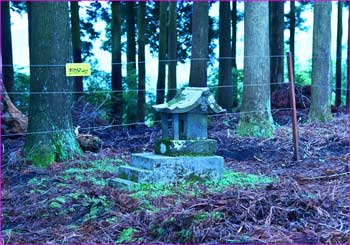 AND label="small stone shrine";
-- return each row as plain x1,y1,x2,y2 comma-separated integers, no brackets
110,87,226,188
